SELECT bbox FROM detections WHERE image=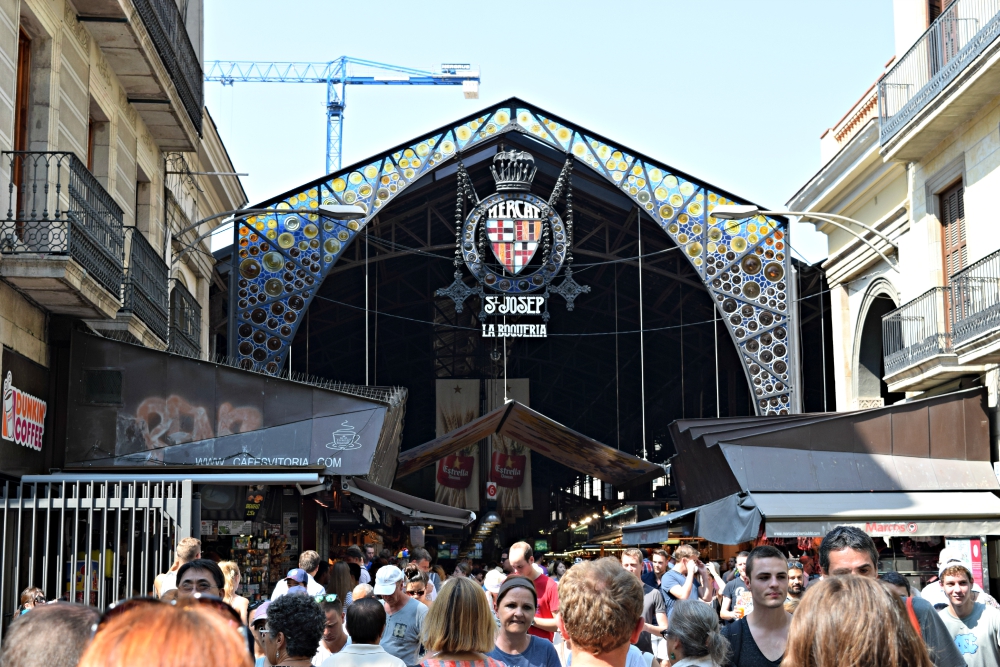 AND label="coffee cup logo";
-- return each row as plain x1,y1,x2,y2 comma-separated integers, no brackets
325,420,361,450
